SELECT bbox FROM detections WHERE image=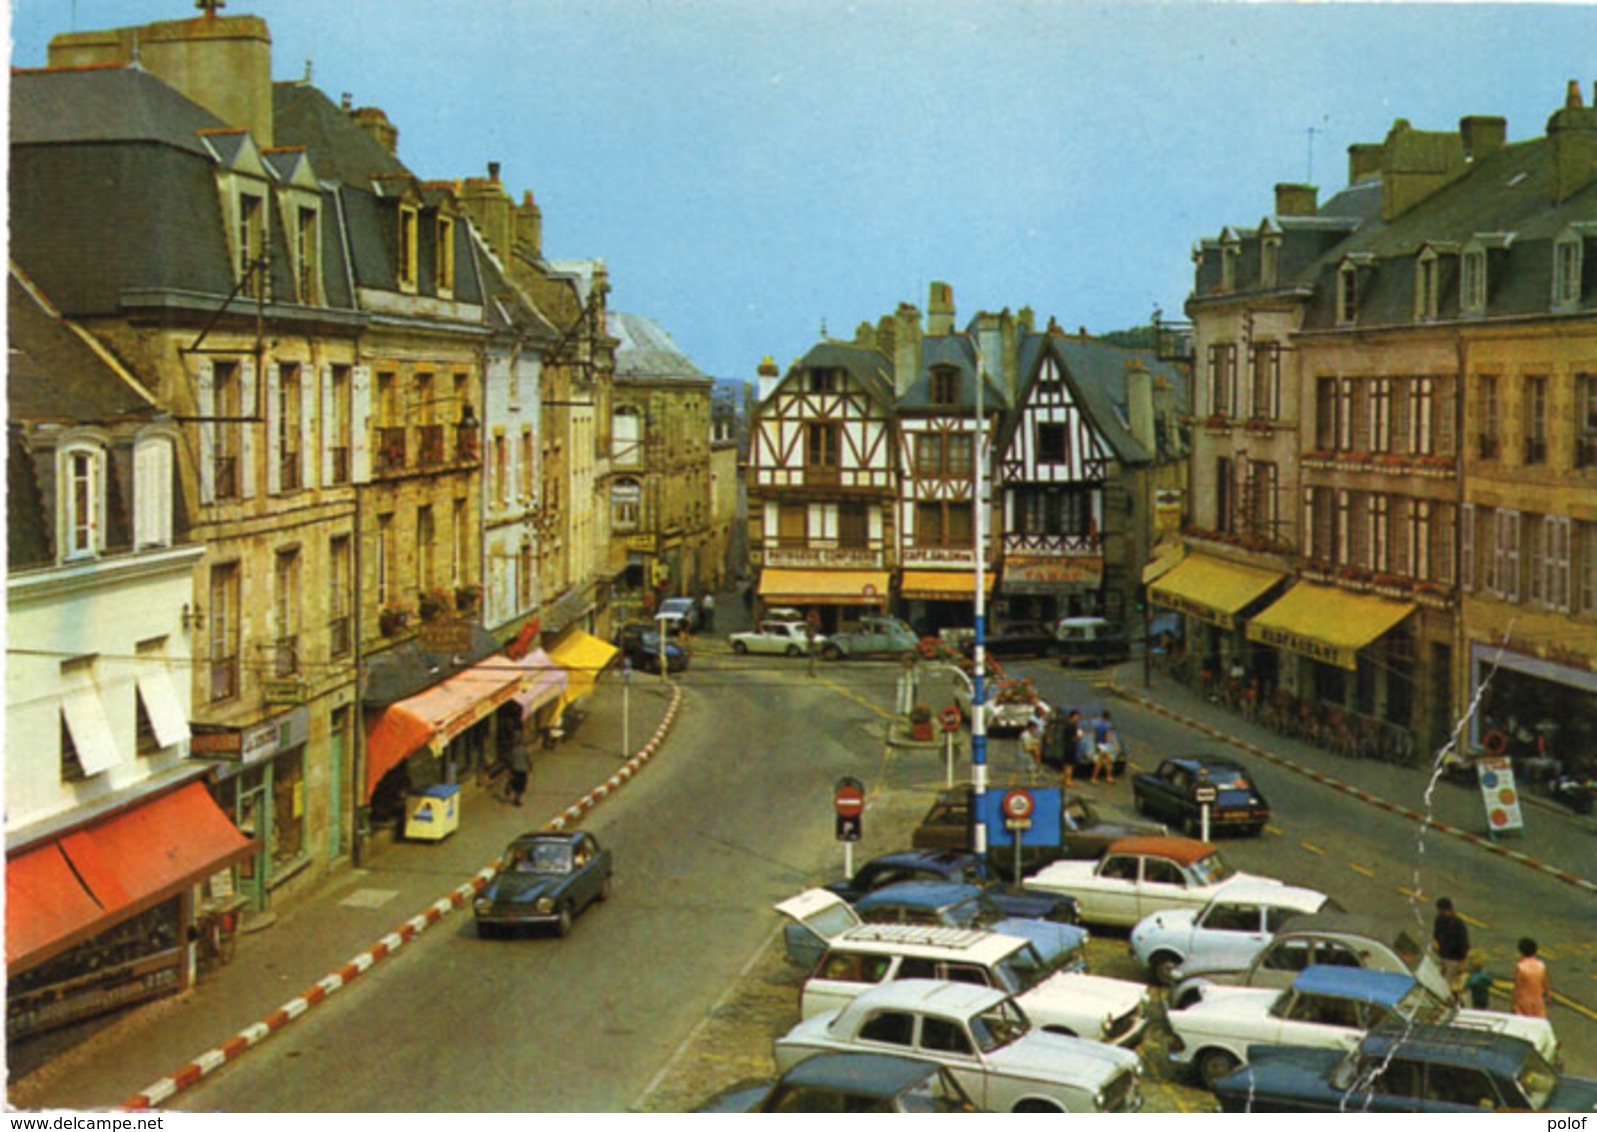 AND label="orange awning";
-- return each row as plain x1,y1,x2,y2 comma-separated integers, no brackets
6,783,256,974
364,657,524,799
899,569,996,600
